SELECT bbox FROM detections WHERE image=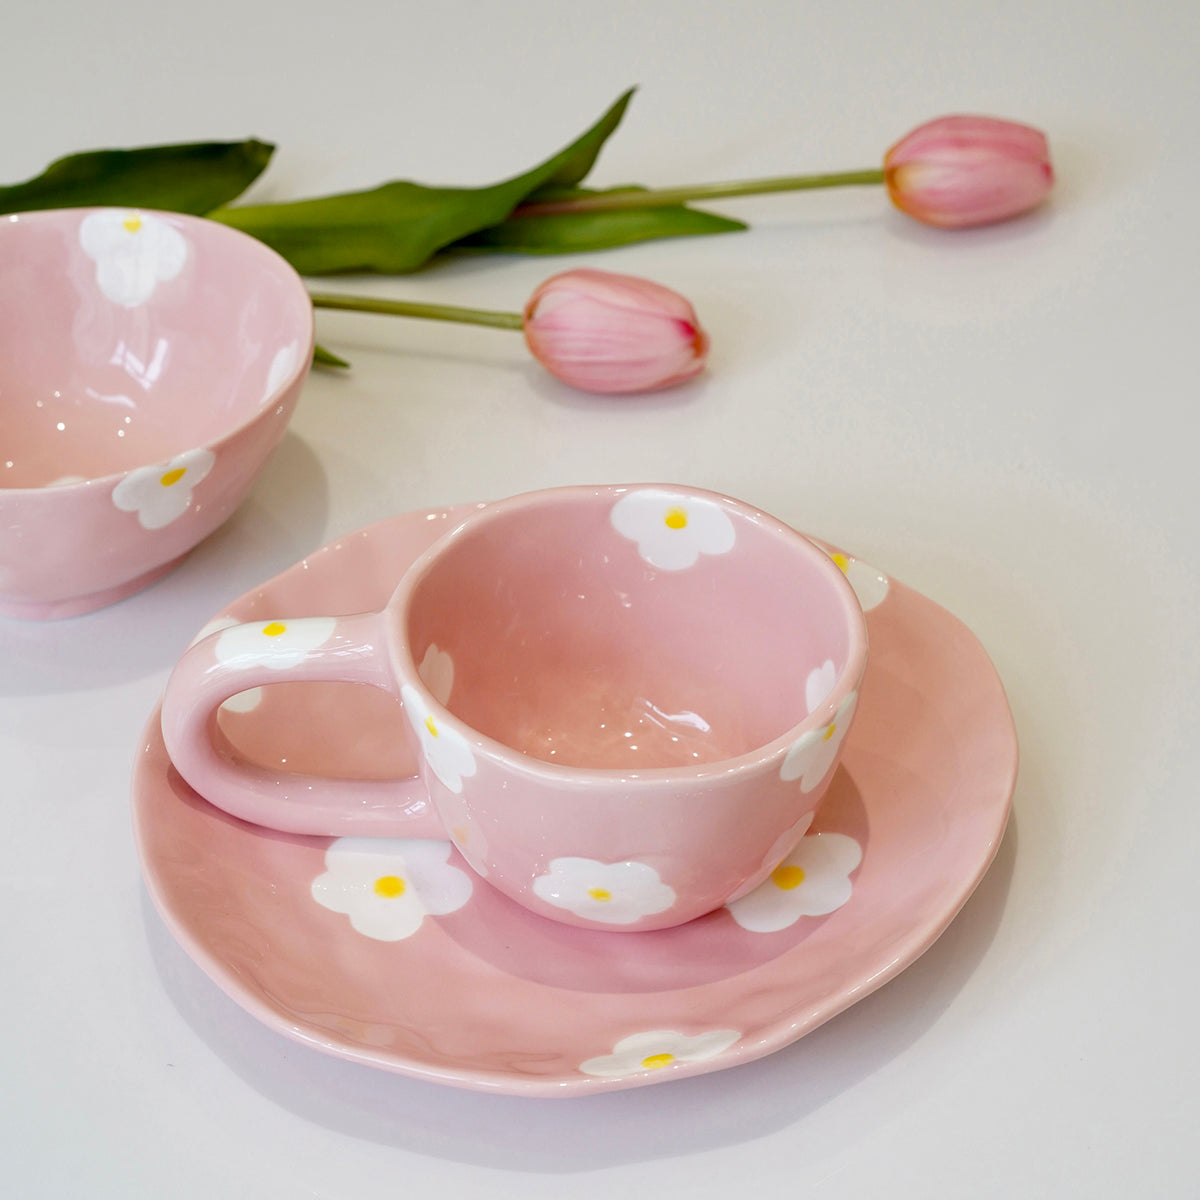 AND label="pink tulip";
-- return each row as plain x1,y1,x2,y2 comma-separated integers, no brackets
523,268,709,394
883,115,1054,229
